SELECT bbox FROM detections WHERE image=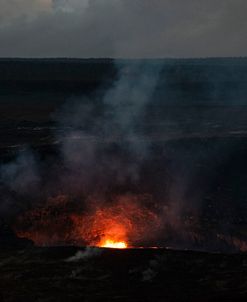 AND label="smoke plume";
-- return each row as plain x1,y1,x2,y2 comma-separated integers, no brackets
56,62,161,194
0,60,246,251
